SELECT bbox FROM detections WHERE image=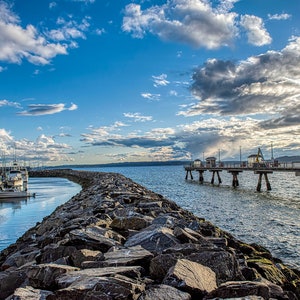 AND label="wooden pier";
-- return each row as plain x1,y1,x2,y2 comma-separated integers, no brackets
184,163,300,192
